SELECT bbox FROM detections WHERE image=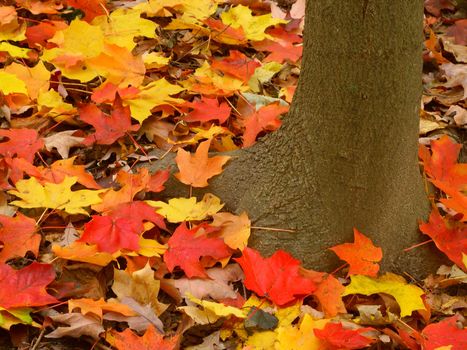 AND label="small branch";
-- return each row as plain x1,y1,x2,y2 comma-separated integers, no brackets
251,226,296,233
30,327,46,350
403,239,433,252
